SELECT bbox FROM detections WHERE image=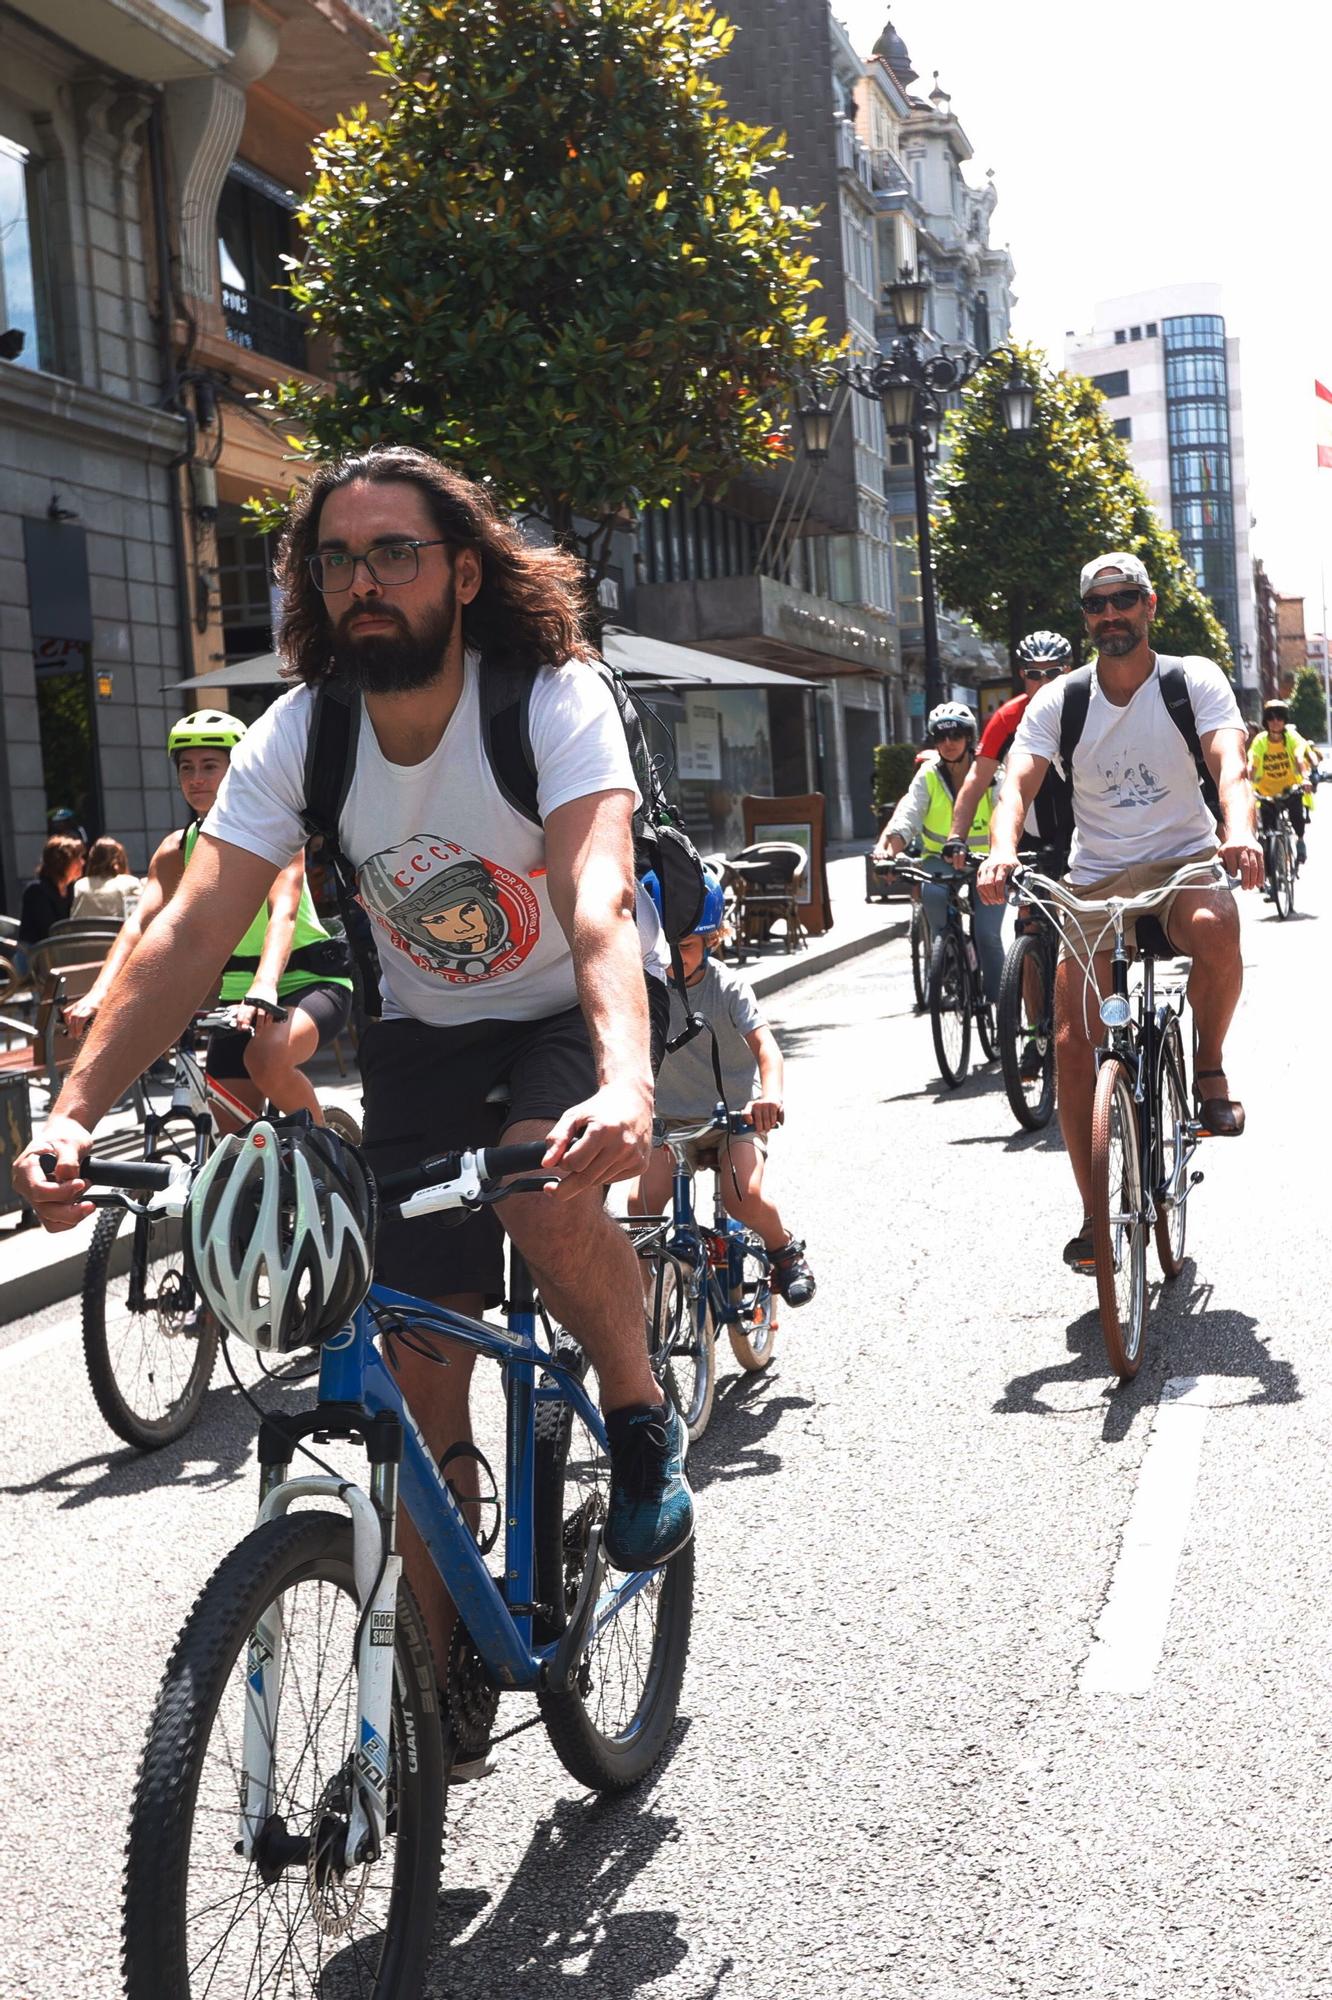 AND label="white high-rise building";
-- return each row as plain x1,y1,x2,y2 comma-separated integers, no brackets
1066,284,1256,711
